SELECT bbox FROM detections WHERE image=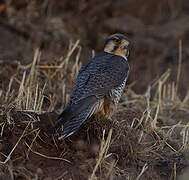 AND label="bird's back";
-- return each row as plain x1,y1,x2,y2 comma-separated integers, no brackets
69,51,129,104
